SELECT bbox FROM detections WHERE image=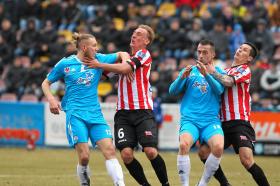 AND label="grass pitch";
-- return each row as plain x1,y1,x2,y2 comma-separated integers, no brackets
0,148,279,186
